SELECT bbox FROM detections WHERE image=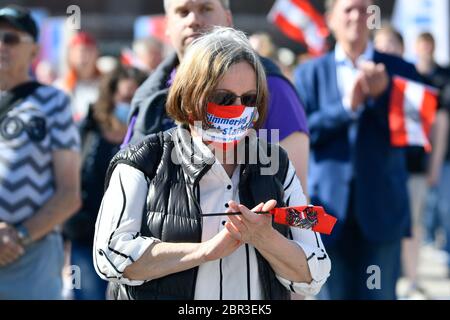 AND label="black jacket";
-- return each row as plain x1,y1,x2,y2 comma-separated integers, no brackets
104,125,292,300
